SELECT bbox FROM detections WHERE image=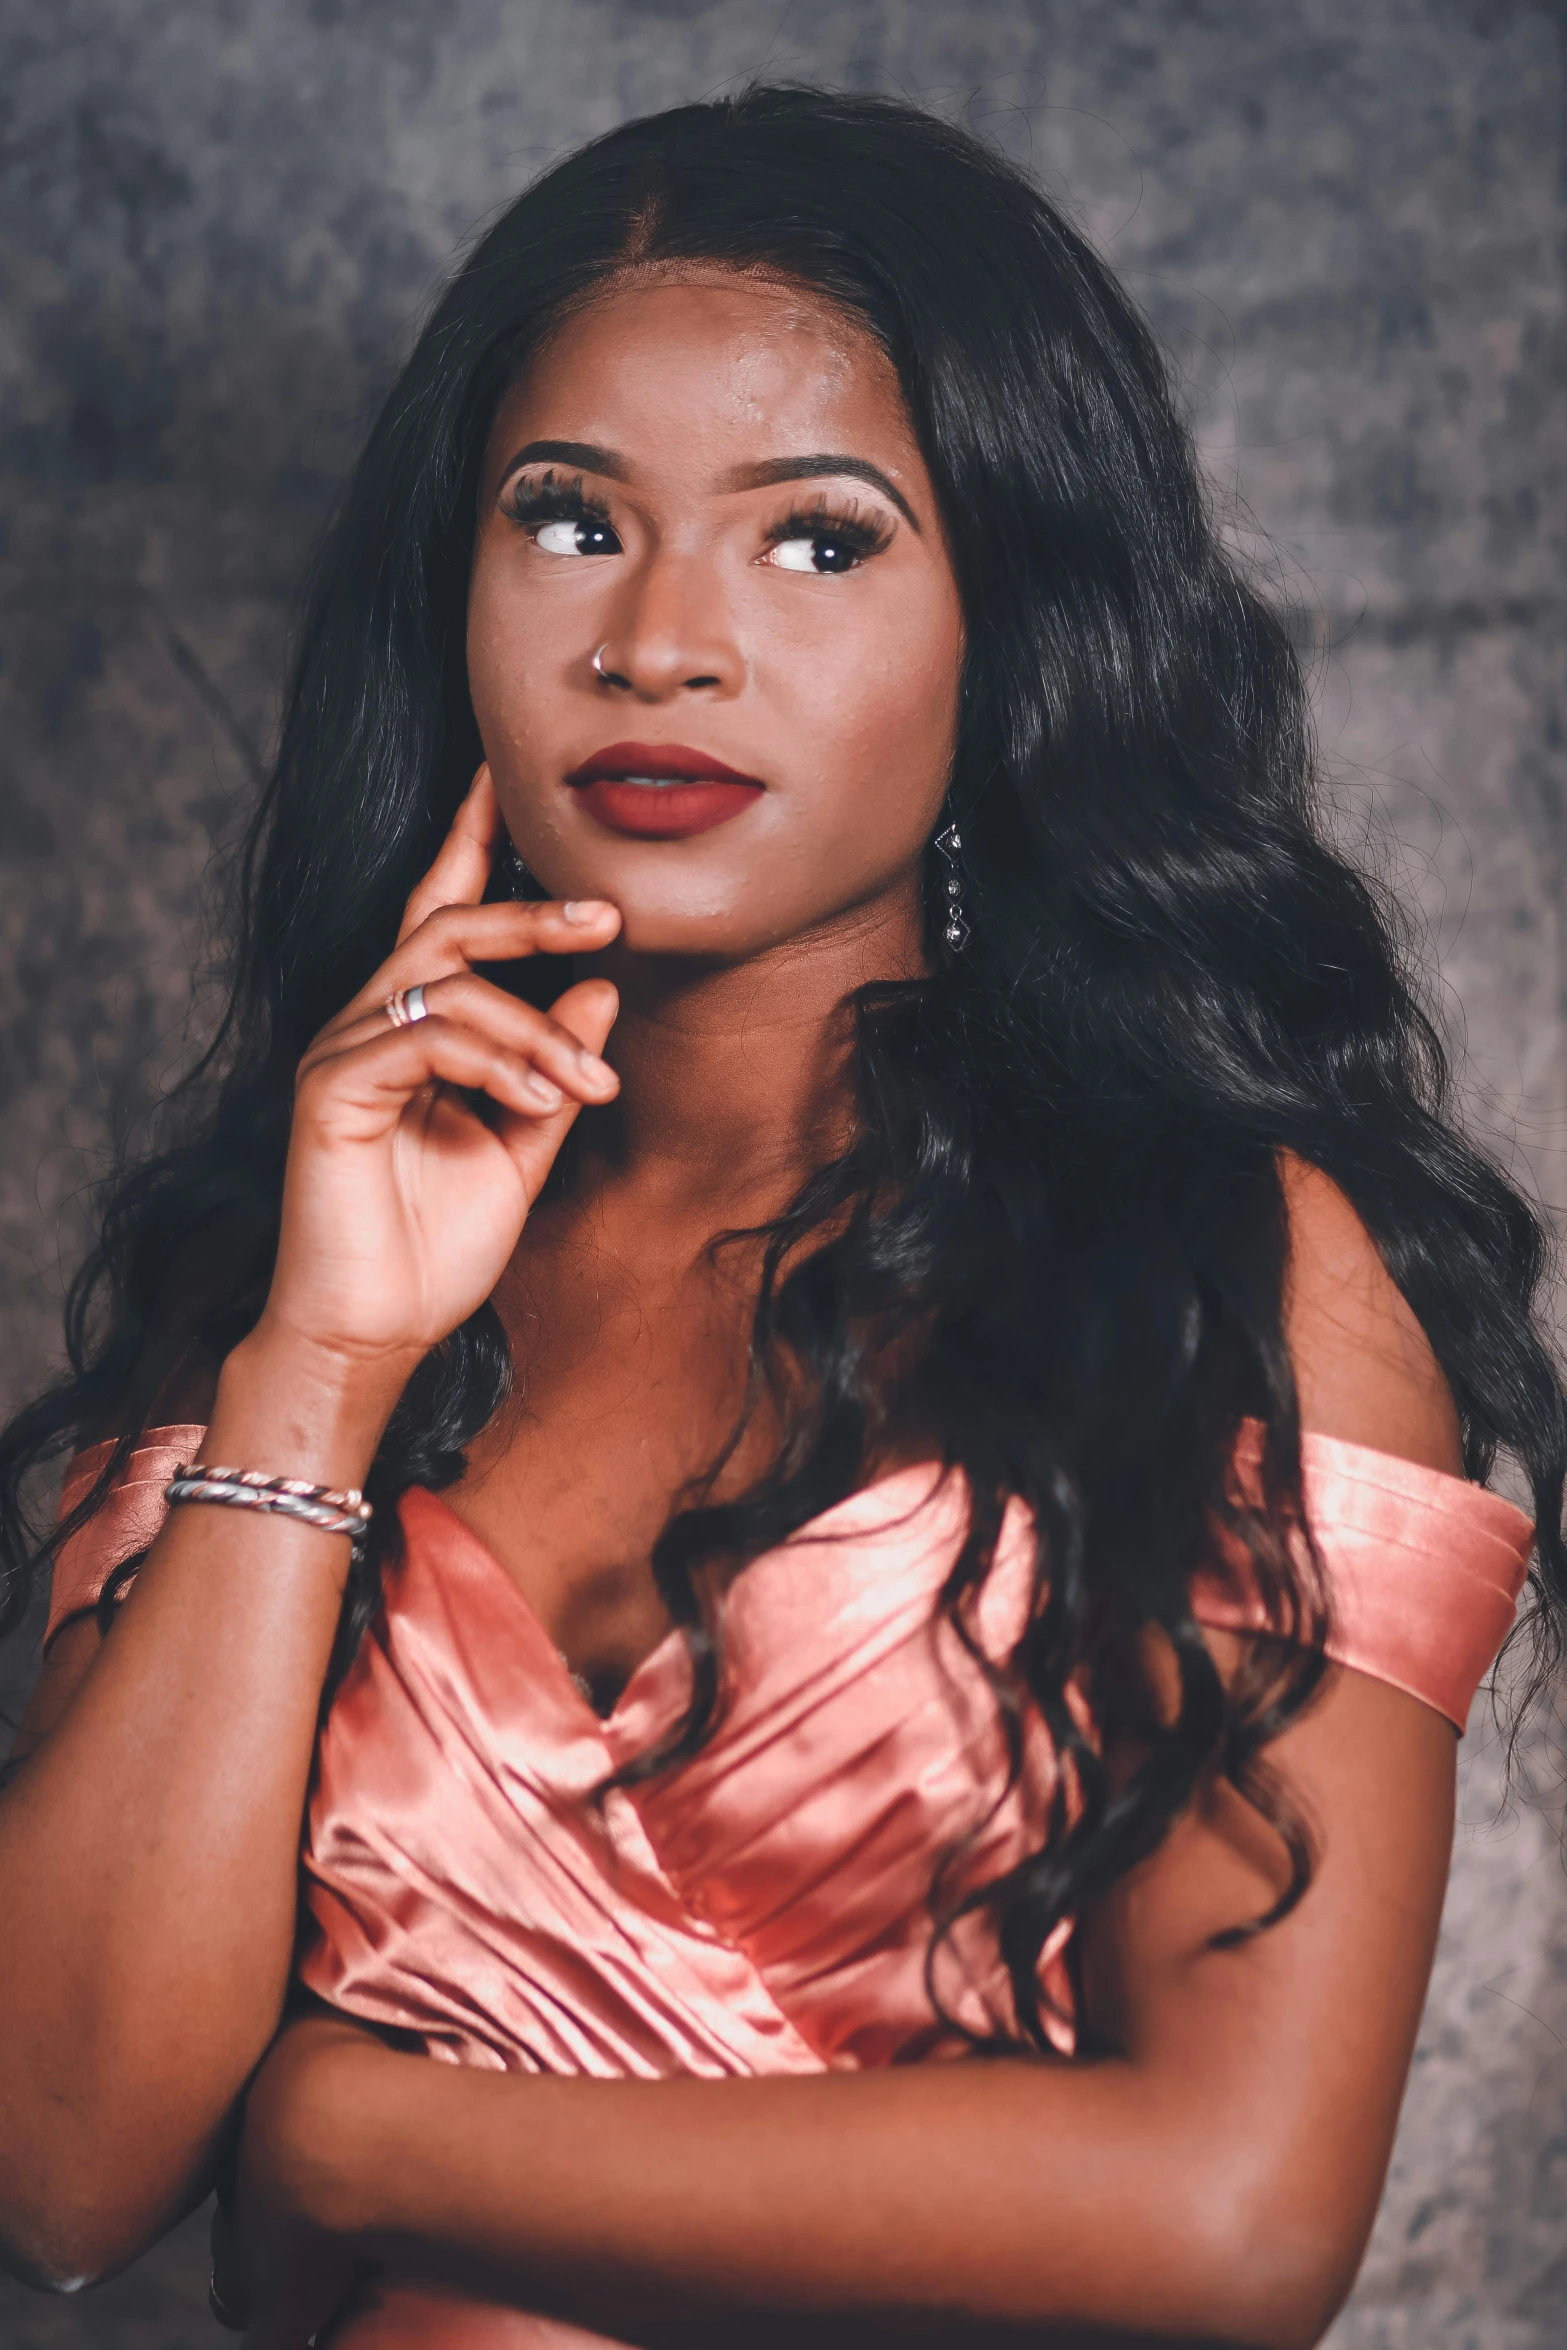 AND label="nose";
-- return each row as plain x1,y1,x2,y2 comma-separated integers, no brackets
591,548,743,701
